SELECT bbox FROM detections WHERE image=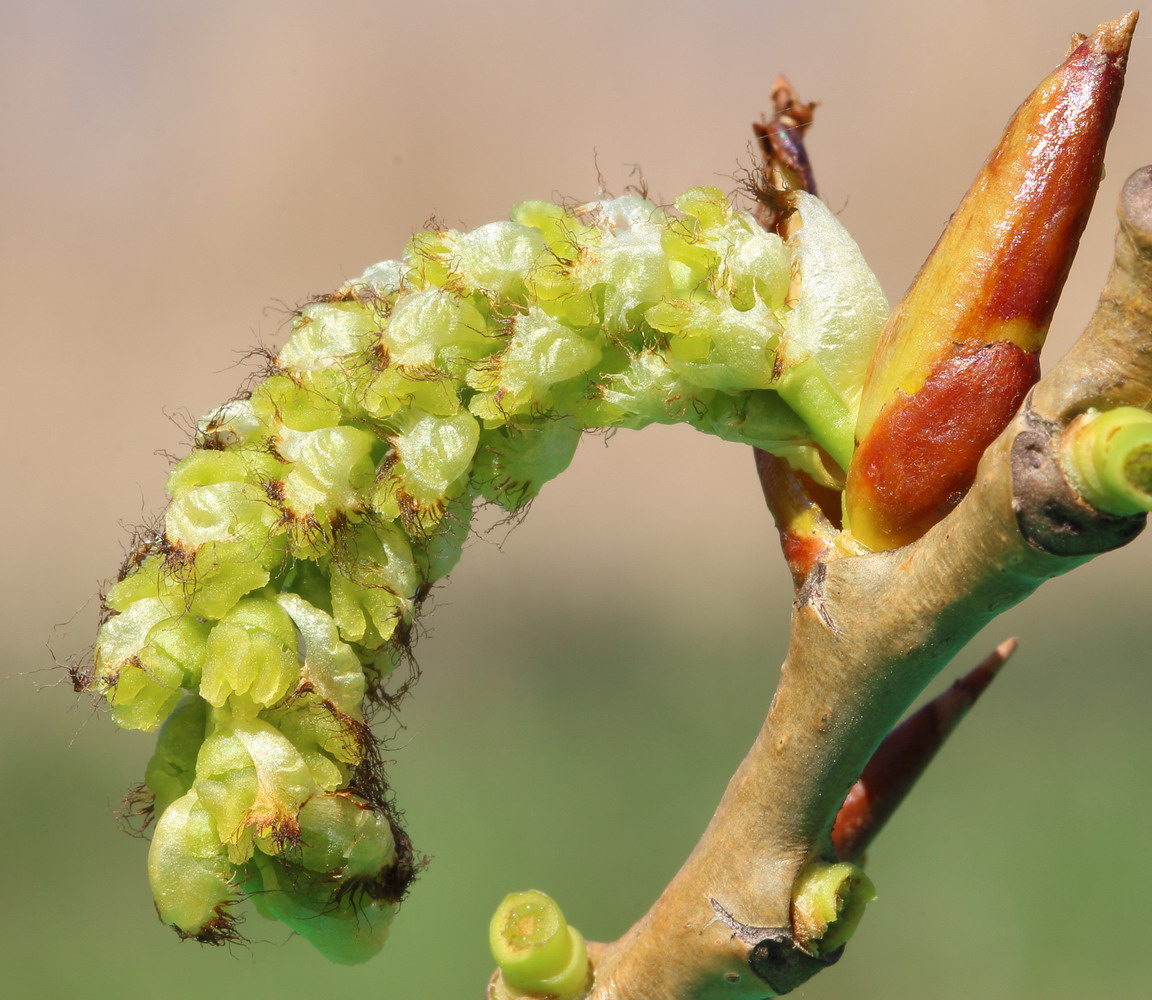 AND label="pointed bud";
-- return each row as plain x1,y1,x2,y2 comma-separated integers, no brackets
846,15,1136,549
832,639,1016,861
